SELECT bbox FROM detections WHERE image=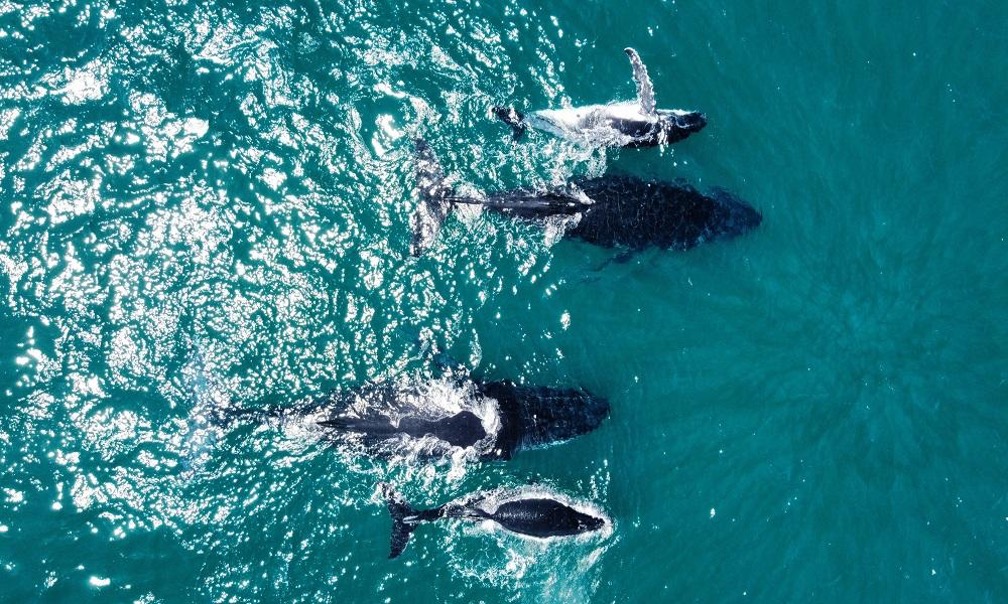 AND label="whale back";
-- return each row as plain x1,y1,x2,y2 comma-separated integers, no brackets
568,175,761,249
530,103,658,147
479,184,592,220
317,375,503,459
483,497,607,538
397,412,486,449
315,374,613,460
